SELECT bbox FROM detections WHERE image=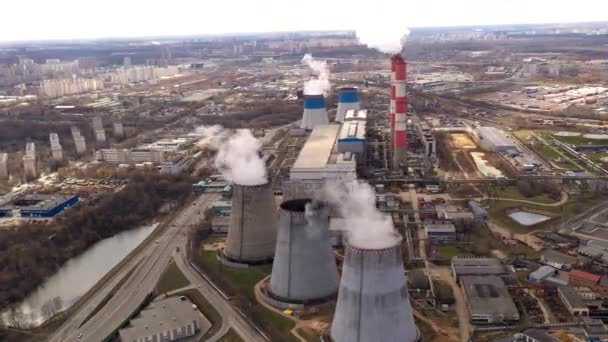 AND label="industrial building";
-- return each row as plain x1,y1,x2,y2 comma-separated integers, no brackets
460,275,520,324
335,87,360,122
331,235,419,342
159,154,194,175
337,119,366,158
95,148,165,164
417,122,436,159
423,221,456,244
477,126,518,153
290,125,356,181
452,257,511,281
95,128,107,143
266,199,339,306
301,94,329,130
558,286,589,316
222,182,278,265
0,152,7,178
540,249,577,270
528,265,556,284
468,201,488,221
0,193,79,218
118,296,210,342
